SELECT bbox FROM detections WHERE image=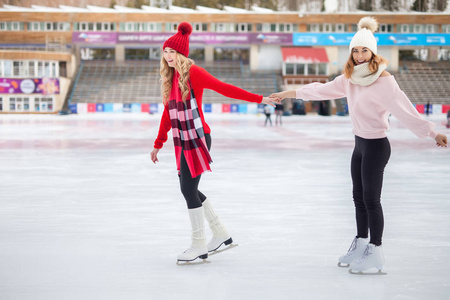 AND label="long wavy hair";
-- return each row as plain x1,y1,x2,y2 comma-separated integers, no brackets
343,49,389,79
160,52,194,104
